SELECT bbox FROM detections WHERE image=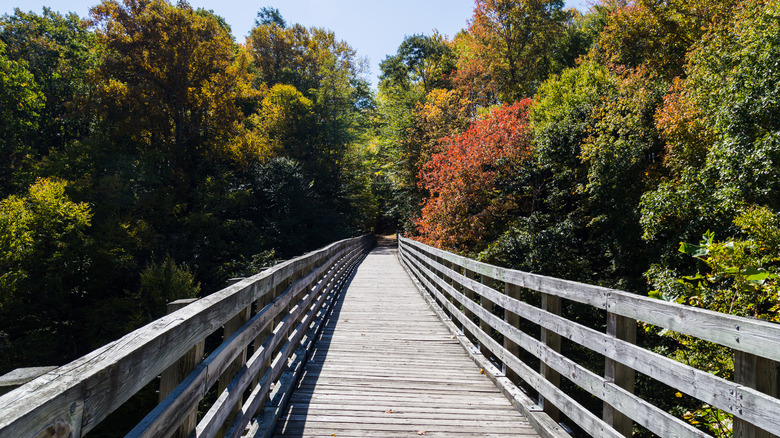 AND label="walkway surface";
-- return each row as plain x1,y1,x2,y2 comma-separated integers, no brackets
273,242,540,437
